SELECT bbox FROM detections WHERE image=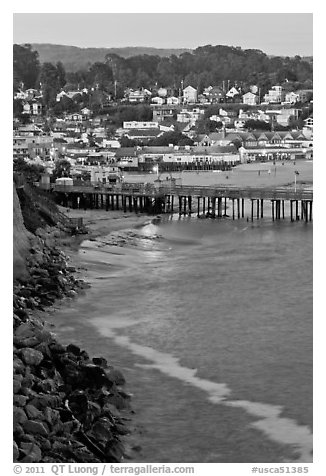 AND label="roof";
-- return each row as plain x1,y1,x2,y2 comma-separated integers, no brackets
193,145,238,155
126,129,162,137
114,147,140,158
